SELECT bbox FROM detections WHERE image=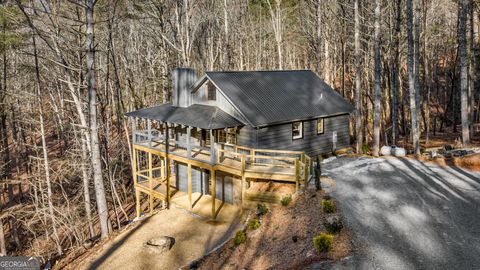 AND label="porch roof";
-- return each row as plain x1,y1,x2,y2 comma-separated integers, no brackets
125,103,245,130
